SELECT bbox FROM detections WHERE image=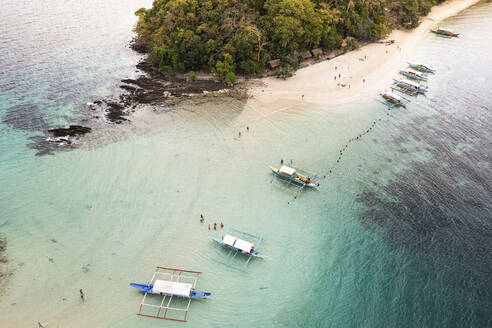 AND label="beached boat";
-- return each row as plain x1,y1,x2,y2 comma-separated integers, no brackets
393,78,428,94
380,91,407,108
407,62,435,73
130,281,211,298
269,165,319,188
131,267,210,322
209,234,266,258
431,27,459,37
398,70,428,81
